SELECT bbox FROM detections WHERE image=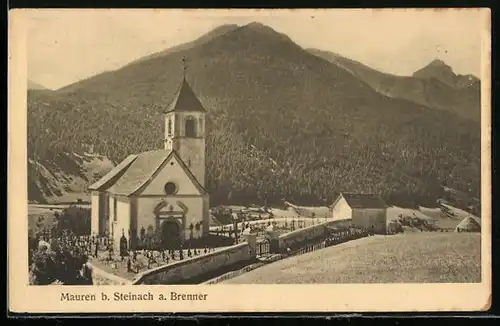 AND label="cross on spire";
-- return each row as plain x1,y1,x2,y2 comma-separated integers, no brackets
182,56,188,78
